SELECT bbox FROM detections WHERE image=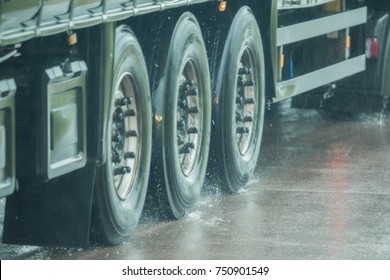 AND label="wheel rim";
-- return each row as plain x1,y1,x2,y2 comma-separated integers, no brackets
110,72,141,199
235,47,257,156
176,59,203,176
